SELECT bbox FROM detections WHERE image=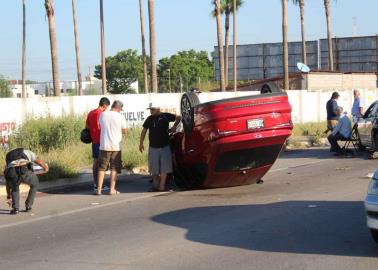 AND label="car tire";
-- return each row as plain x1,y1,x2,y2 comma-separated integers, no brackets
181,92,200,134
260,83,281,94
370,229,378,244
